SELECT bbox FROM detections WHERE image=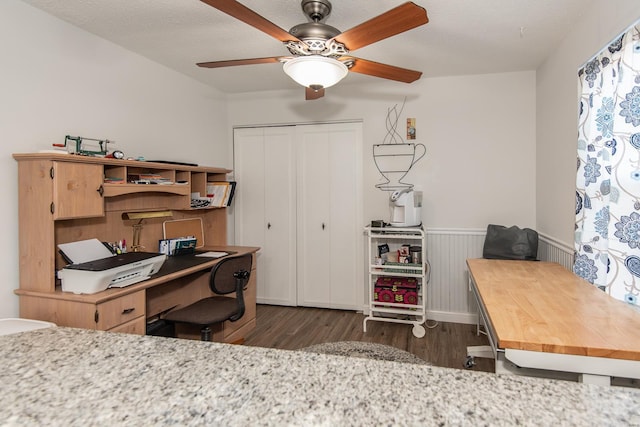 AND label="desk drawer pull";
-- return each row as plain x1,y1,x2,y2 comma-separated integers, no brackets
122,308,135,315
